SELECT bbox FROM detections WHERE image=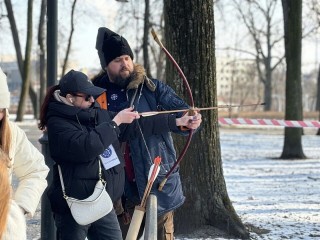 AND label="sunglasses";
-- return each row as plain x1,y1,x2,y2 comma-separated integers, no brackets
73,94,93,101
